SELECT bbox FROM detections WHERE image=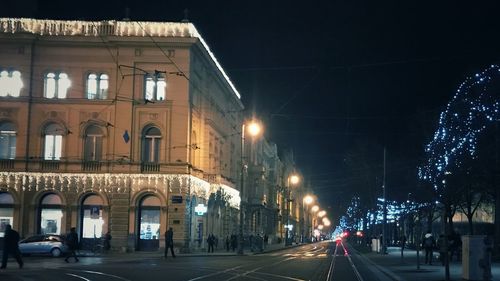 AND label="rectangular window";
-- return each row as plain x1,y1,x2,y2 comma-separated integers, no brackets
40,209,62,235
0,132,16,159
44,135,62,160
140,209,160,240
84,135,102,161
82,208,104,238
